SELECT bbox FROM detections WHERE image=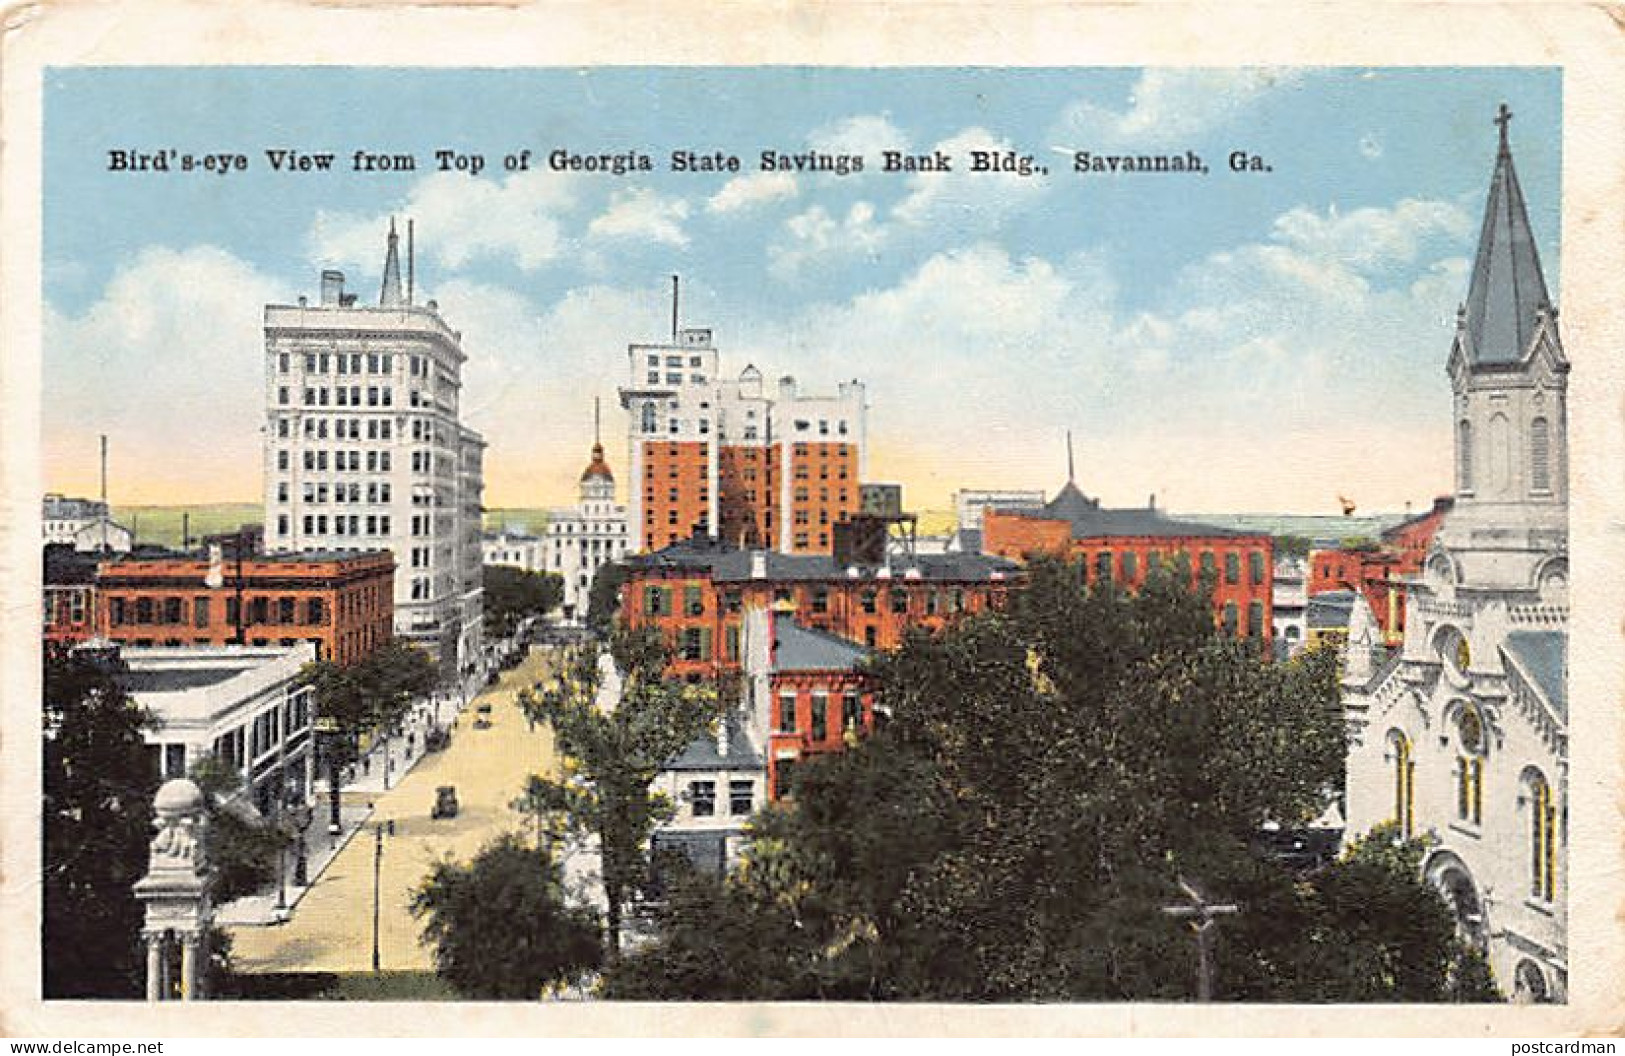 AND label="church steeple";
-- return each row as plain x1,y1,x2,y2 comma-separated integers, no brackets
1459,103,1551,367
380,218,404,307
